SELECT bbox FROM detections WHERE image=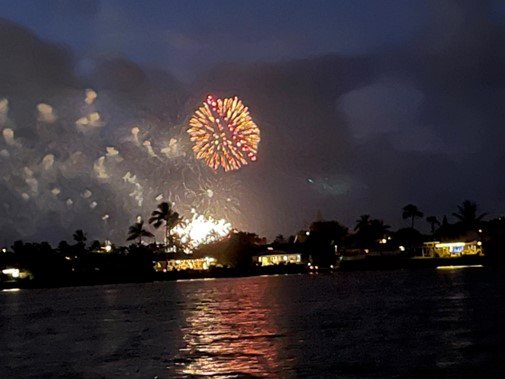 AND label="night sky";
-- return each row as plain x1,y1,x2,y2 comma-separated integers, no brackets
1,0,505,245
